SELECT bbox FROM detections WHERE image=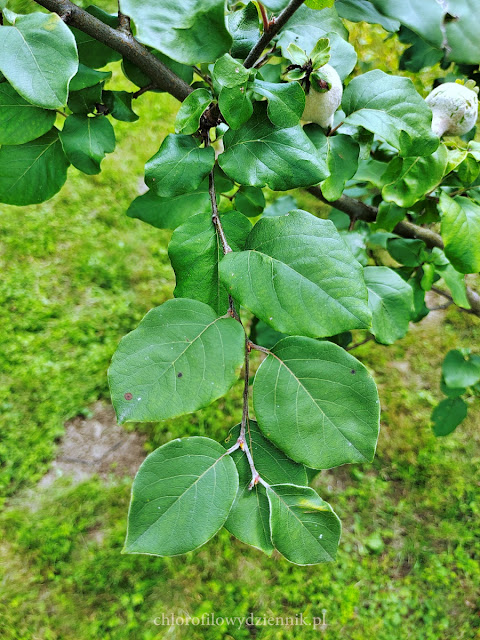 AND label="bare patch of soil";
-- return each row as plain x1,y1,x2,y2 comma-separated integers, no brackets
39,402,146,487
